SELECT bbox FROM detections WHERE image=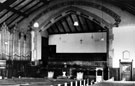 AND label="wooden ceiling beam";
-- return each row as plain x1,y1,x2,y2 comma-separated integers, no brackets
64,17,72,33
51,24,58,33
78,15,88,32
76,15,84,32
27,0,49,15
0,10,9,19
54,23,61,33
3,13,15,24
56,22,65,33
18,0,34,11
69,15,78,32
39,0,50,4
24,1,41,13
7,14,19,26
12,0,25,8
0,3,28,17
60,20,67,33
4,0,17,5
9,17,25,29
